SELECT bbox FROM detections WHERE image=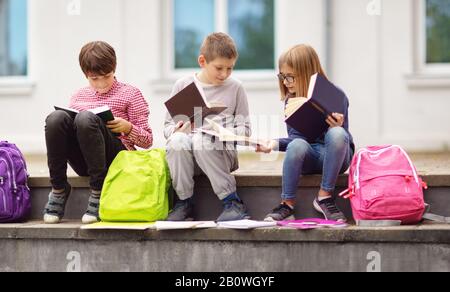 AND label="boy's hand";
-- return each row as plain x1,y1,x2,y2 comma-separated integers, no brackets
107,118,132,135
256,140,278,154
174,121,185,131
326,113,344,128
173,121,192,134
